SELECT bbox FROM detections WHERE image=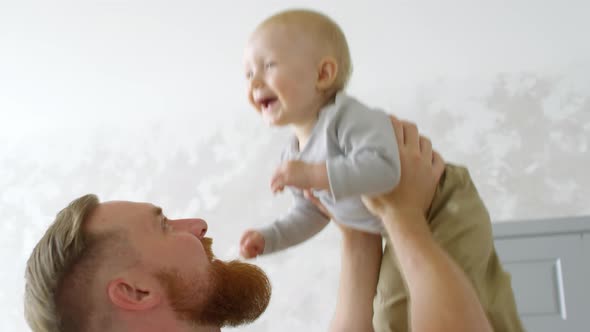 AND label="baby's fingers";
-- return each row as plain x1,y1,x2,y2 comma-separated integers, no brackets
271,176,285,194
